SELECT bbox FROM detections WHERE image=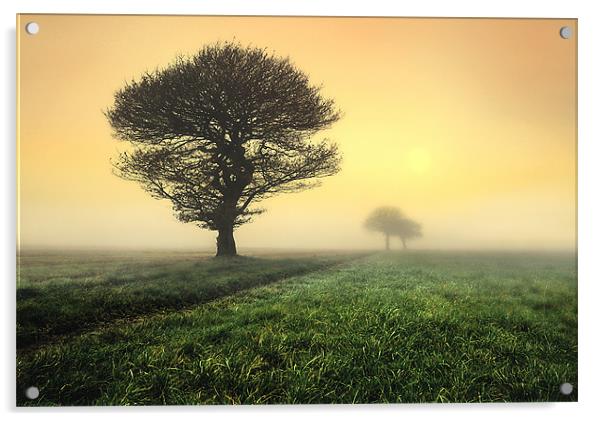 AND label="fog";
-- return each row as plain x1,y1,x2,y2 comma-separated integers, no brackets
20,184,575,252
18,16,576,252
